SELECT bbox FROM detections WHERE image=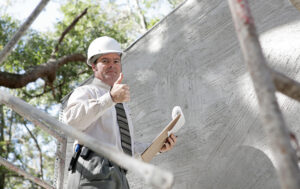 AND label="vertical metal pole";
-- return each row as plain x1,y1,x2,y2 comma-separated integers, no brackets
54,110,68,189
55,137,67,189
227,0,300,188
